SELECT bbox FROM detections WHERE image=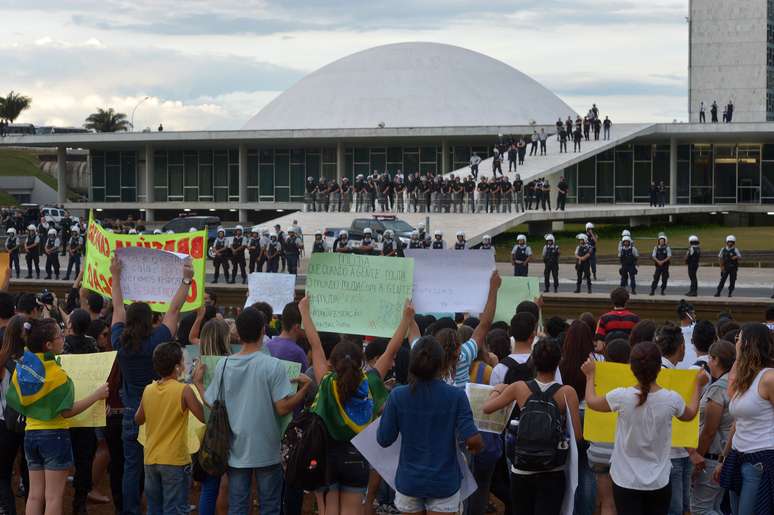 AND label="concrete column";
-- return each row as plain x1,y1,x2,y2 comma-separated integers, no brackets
336,141,344,180
238,143,249,222
669,137,678,205
56,146,67,204
143,144,154,222
441,139,450,174
551,221,565,232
